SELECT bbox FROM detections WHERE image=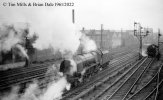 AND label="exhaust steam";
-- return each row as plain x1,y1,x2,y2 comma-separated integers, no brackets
0,4,98,100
